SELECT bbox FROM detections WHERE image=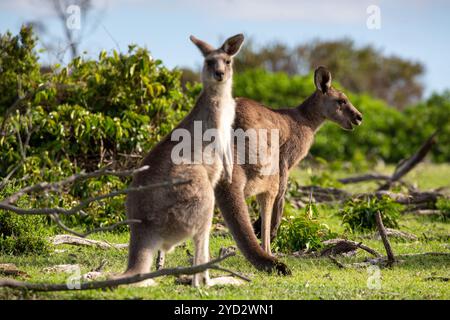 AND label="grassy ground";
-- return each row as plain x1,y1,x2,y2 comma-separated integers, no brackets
1,163,449,300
